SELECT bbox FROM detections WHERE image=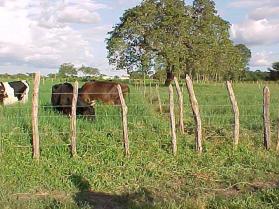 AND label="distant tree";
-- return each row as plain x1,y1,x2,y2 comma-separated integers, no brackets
268,62,279,80
47,73,57,78
58,63,77,77
272,62,279,71
244,70,269,81
79,65,100,77
130,71,148,79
